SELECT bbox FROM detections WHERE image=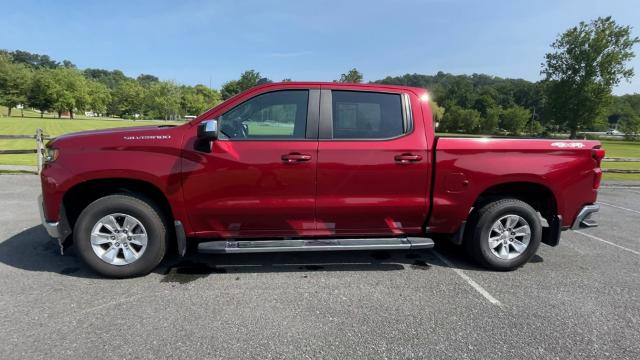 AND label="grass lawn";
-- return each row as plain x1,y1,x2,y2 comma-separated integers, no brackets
0,115,181,165
1,111,639,181
600,140,640,158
